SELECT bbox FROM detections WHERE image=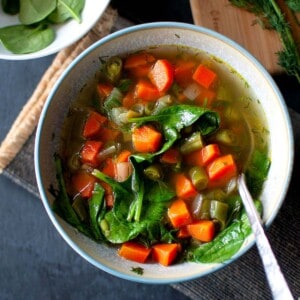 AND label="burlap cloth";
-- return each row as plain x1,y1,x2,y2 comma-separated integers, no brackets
0,6,299,300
